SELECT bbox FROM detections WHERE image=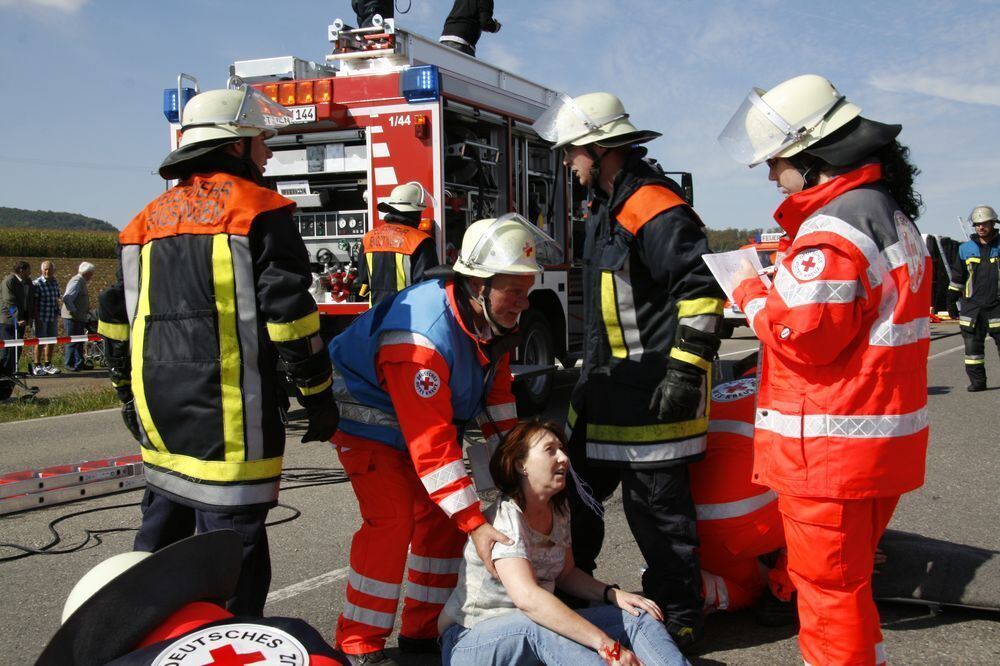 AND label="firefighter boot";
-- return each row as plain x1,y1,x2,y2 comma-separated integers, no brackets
966,363,987,392
345,650,398,666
